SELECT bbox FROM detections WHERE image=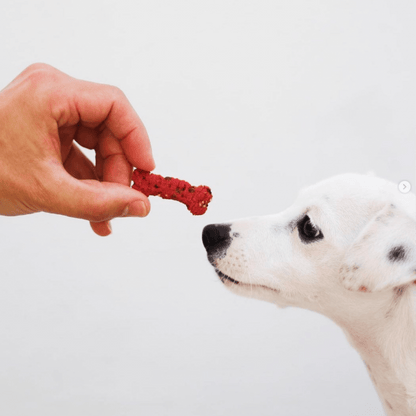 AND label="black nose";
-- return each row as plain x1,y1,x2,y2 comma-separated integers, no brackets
202,224,231,255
